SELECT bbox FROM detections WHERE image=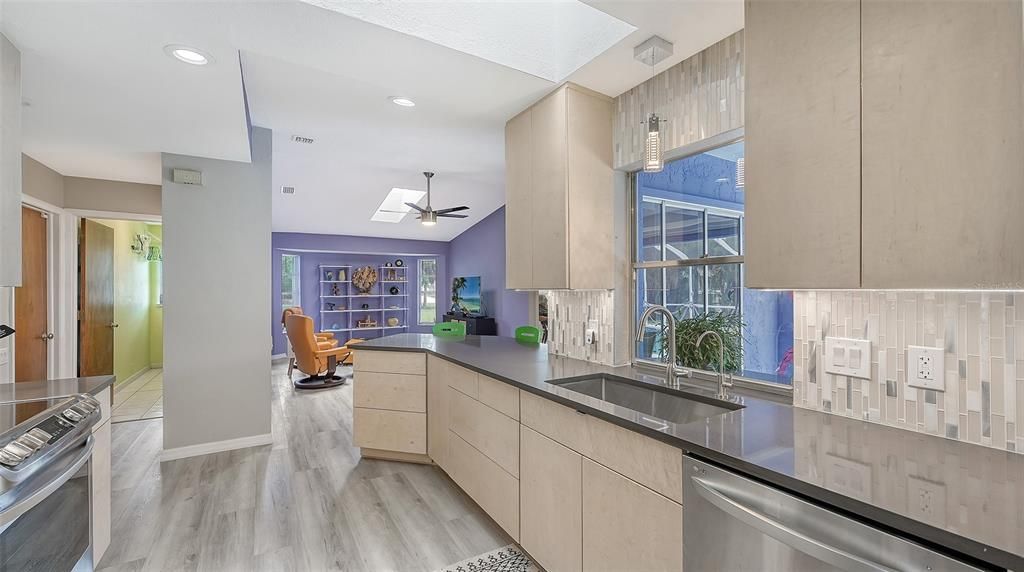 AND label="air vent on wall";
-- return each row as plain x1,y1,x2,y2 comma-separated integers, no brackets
281,186,296,195
291,135,314,144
